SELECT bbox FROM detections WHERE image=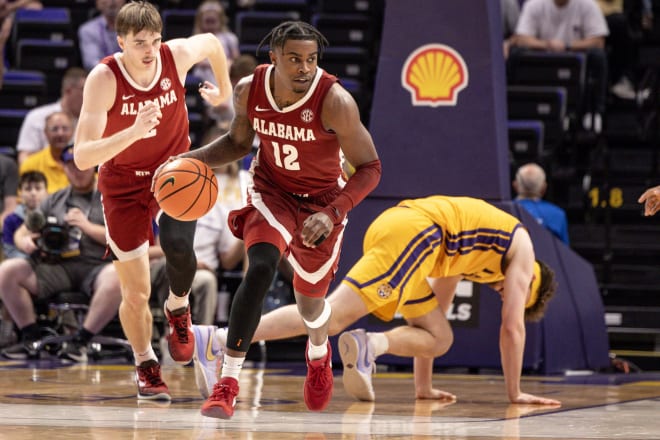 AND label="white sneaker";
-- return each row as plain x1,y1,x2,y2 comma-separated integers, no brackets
338,329,376,401
593,113,602,134
582,112,592,131
582,112,602,133
611,76,636,100
192,325,224,399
